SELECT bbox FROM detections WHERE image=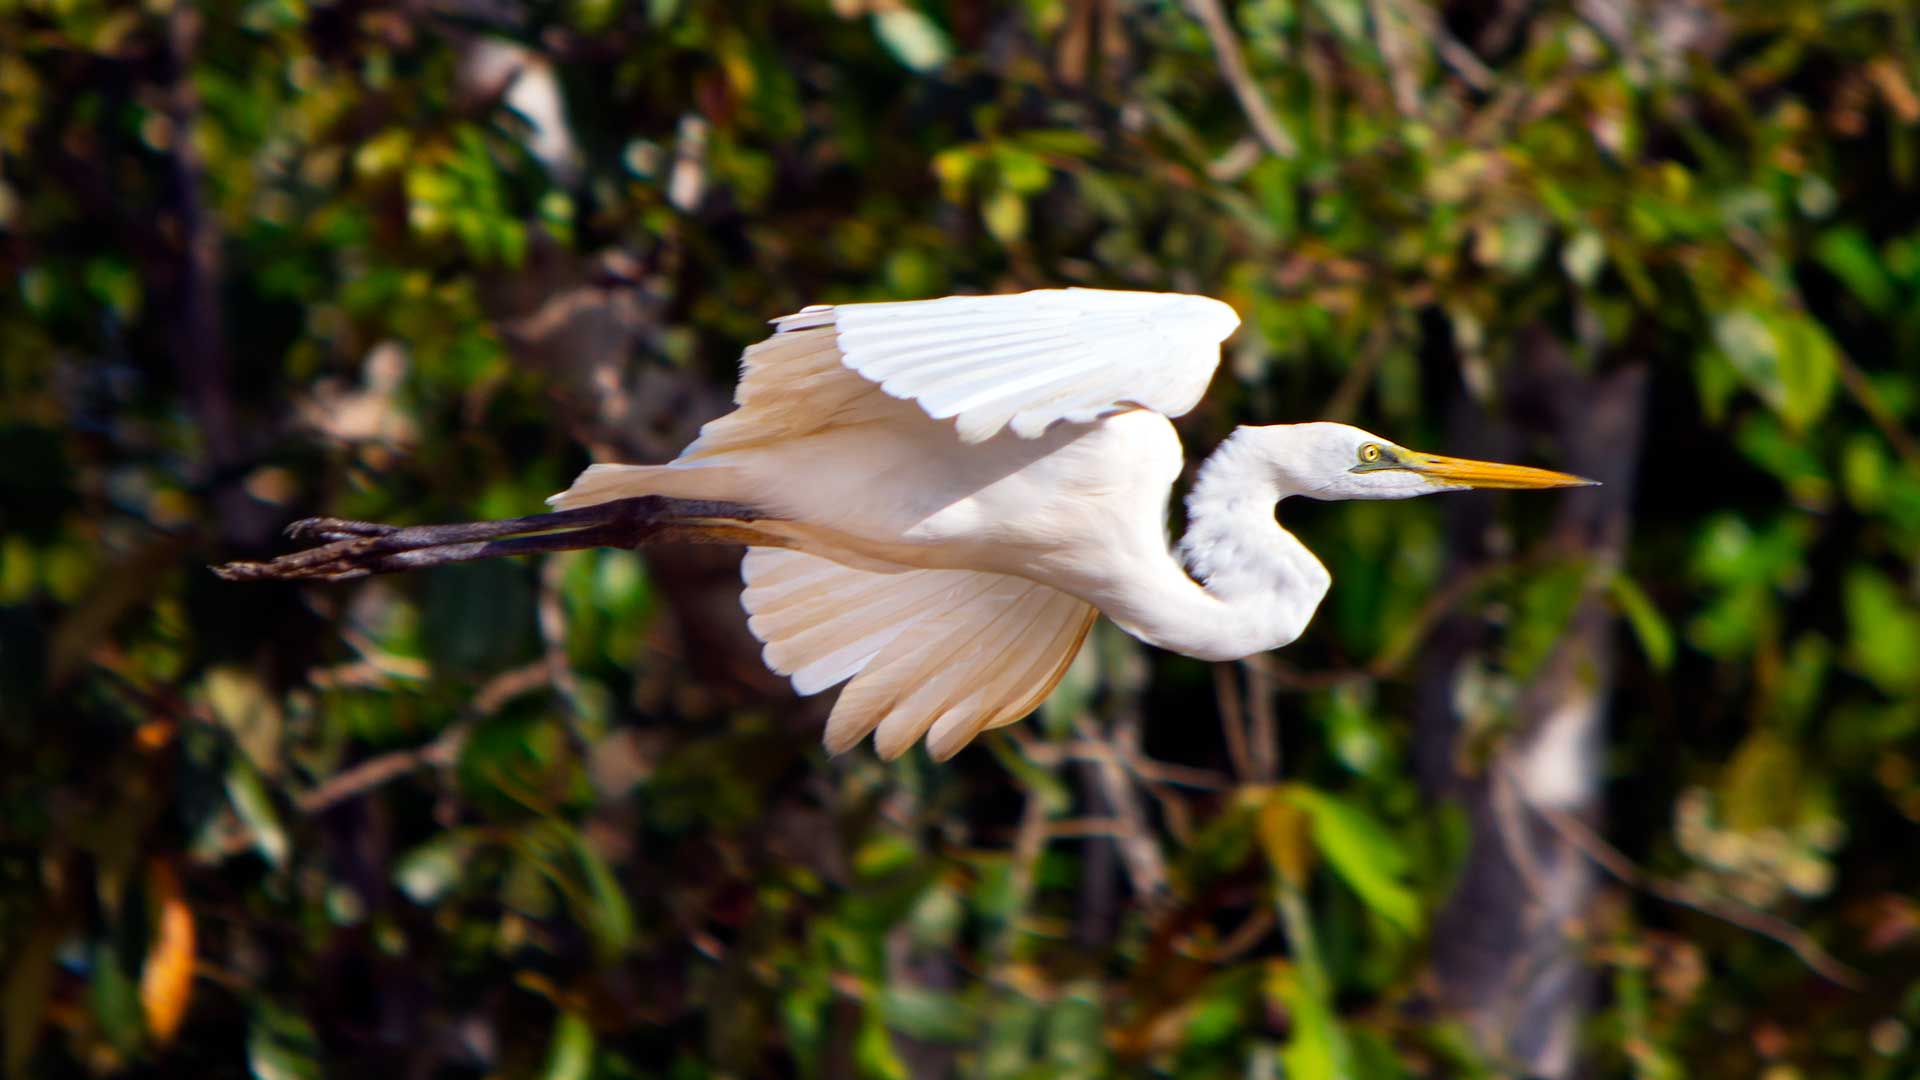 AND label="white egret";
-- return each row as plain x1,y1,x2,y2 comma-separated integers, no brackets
547,288,1593,760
